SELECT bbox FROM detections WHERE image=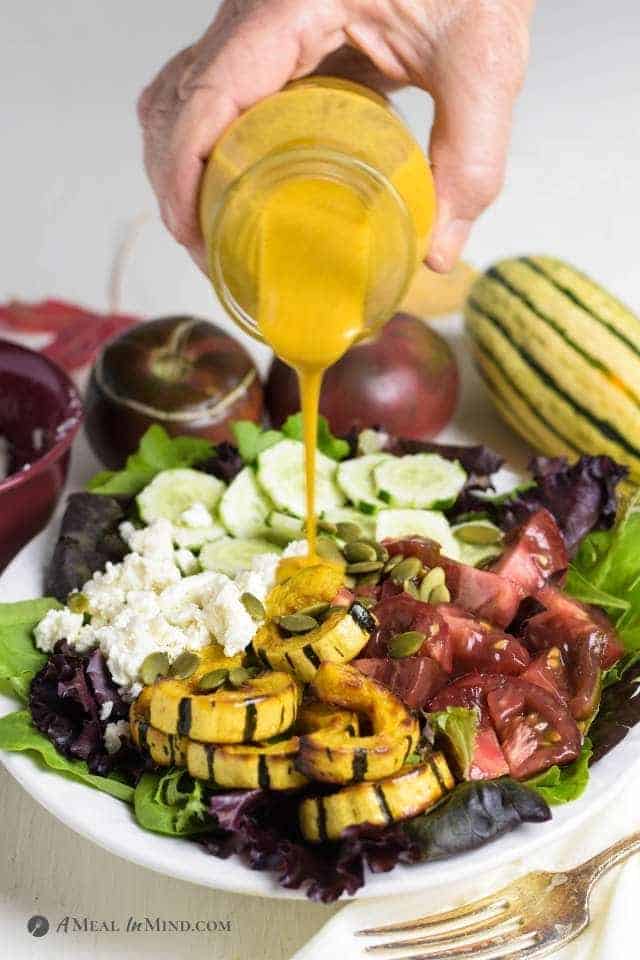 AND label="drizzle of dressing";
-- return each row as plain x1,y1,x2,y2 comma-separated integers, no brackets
257,176,373,567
